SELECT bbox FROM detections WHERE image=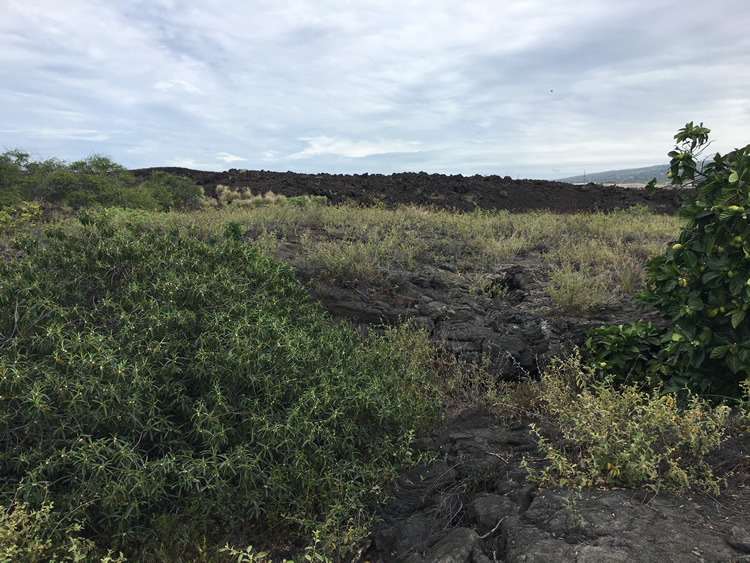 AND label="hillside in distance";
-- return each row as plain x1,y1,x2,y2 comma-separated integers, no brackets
558,164,669,185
